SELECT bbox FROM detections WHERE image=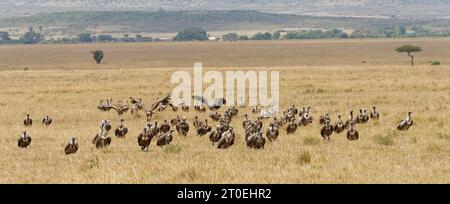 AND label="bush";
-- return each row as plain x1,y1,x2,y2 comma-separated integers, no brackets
164,144,182,154
222,33,239,42
239,35,249,40
374,133,395,146
430,61,441,66
20,27,44,44
78,33,93,43
174,28,208,41
251,32,272,40
303,136,321,145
